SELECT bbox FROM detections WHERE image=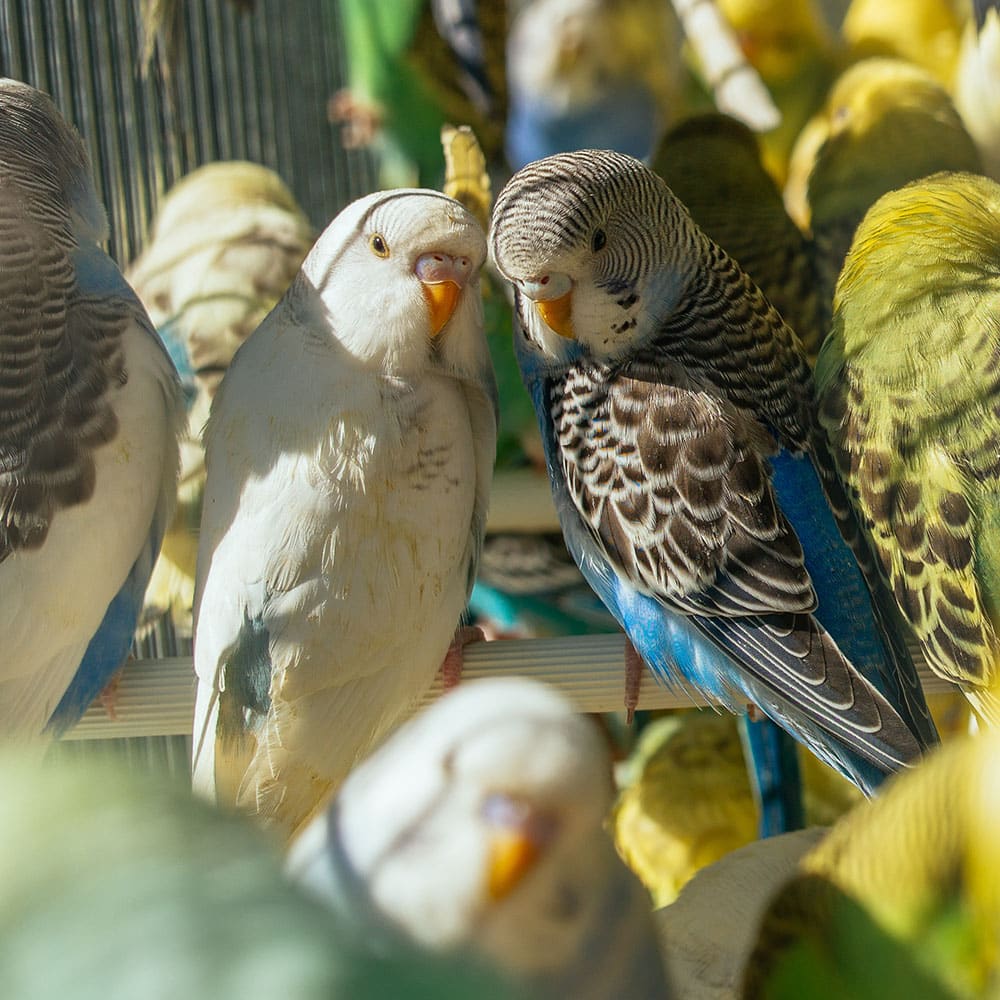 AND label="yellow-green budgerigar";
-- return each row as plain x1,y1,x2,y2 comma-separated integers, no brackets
127,161,314,627
652,112,822,359
815,170,1000,726
696,0,842,187
744,726,1000,998
801,57,983,331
